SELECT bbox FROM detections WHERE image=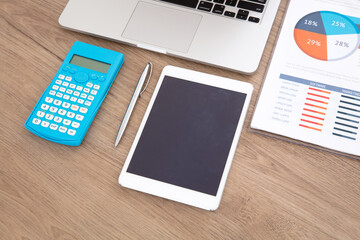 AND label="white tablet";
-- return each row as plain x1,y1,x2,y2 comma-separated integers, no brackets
118,66,253,210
